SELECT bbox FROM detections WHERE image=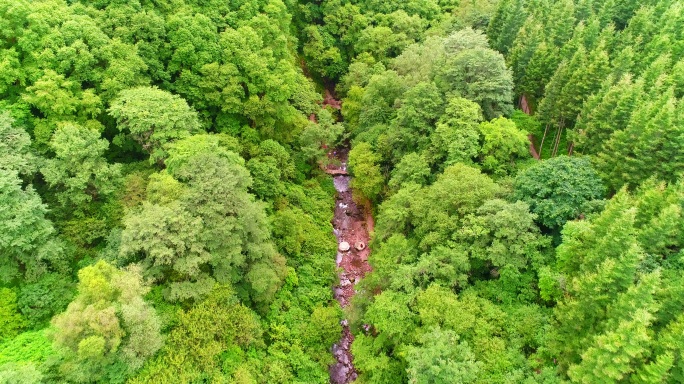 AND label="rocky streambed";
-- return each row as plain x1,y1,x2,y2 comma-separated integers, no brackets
327,149,372,384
